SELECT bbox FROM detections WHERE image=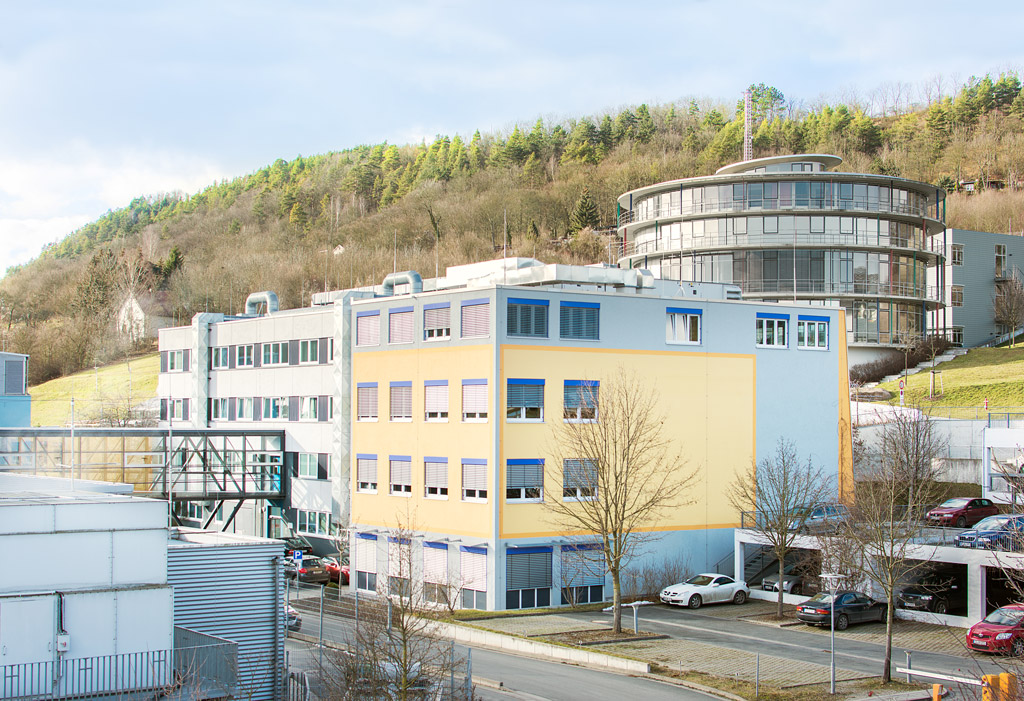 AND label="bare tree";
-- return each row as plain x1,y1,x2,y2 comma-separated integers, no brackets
728,438,837,618
543,370,697,634
838,408,947,682
995,272,1024,347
